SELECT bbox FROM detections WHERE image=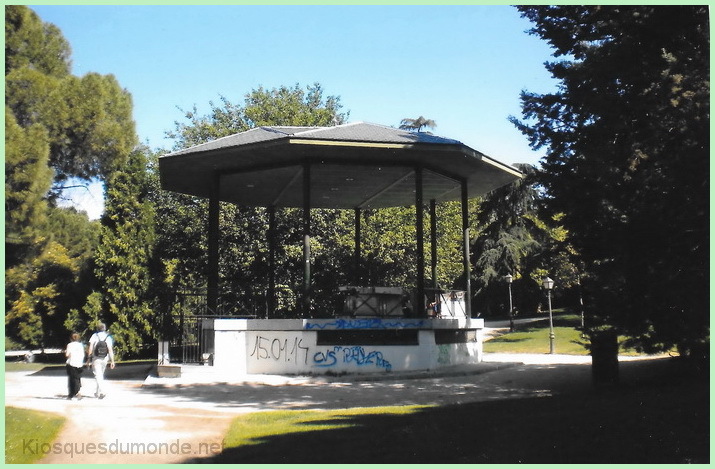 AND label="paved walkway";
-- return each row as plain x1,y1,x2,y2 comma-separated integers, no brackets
5,352,666,464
